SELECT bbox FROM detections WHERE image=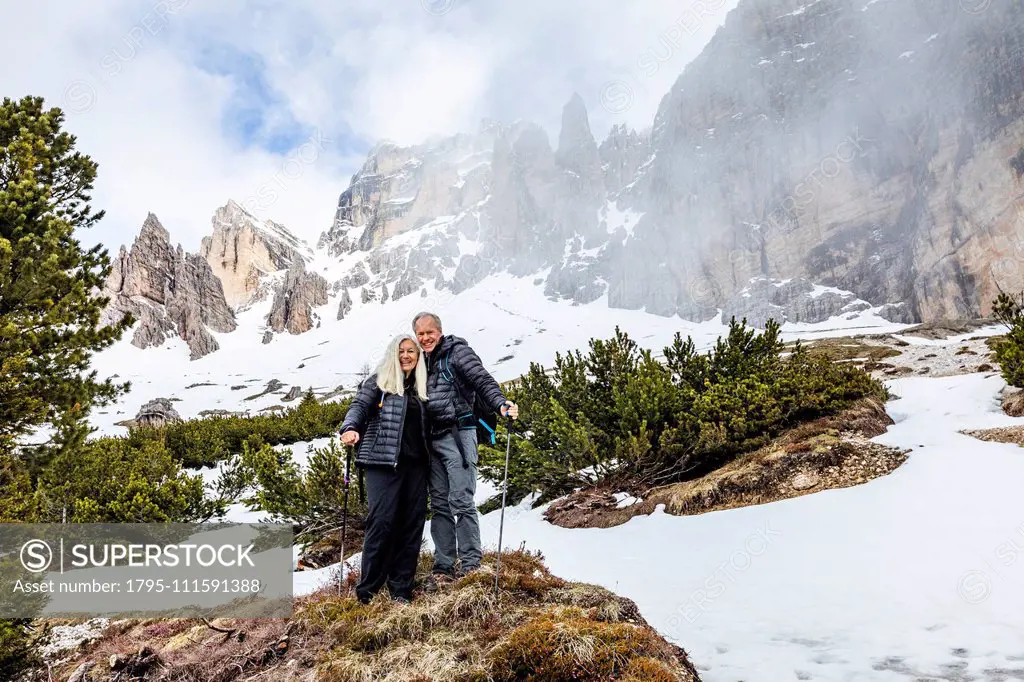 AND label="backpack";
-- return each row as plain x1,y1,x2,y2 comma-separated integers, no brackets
437,349,500,446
